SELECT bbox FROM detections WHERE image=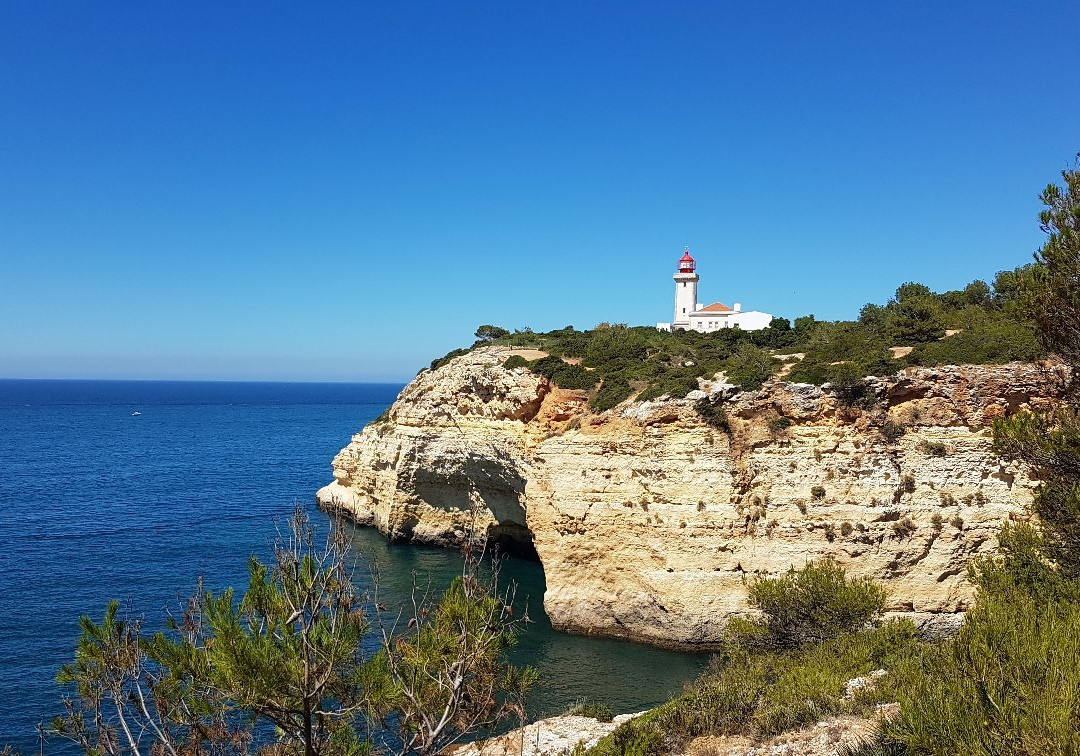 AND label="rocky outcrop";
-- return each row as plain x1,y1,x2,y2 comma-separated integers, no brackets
318,347,1066,647
446,712,642,756
446,706,896,756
